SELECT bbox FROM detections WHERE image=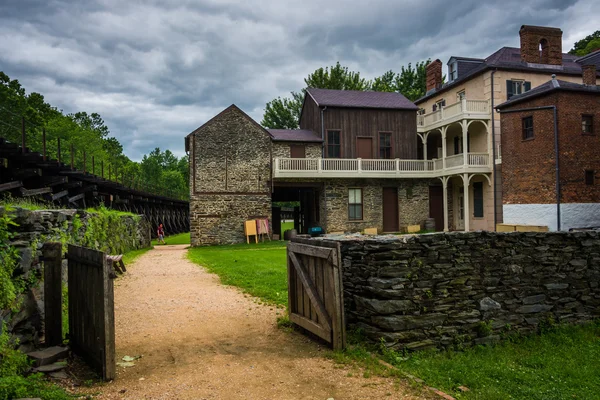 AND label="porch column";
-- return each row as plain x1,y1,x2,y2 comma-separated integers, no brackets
422,132,429,160
441,126,447,170
463,173,470,232
461,120,468,167
442,177,449,232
